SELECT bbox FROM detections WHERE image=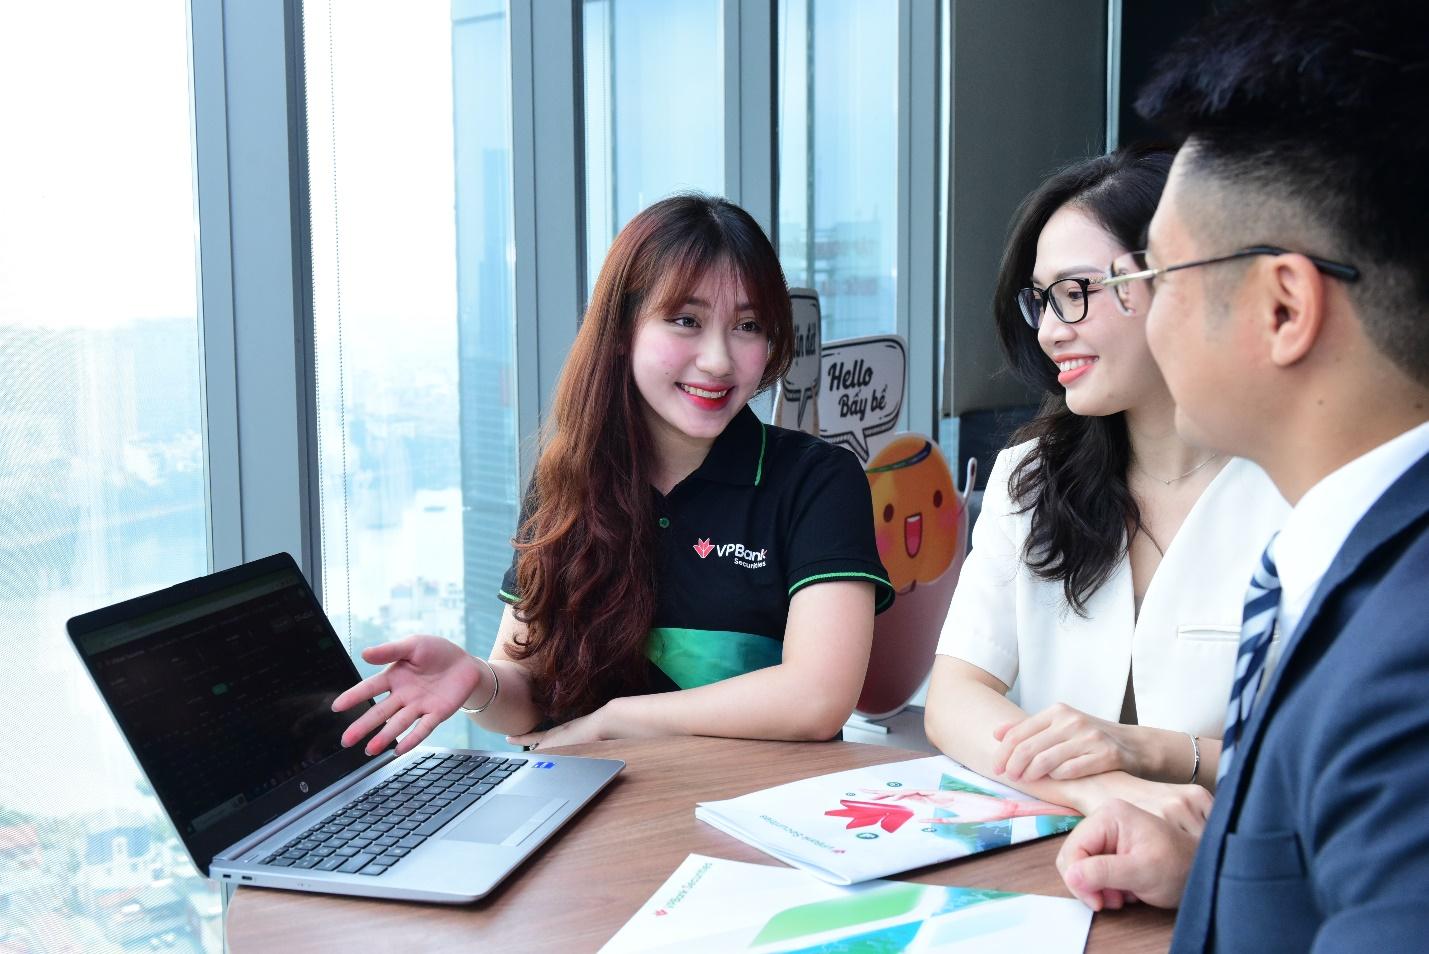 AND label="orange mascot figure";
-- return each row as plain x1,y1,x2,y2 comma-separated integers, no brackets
857,435,971,718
